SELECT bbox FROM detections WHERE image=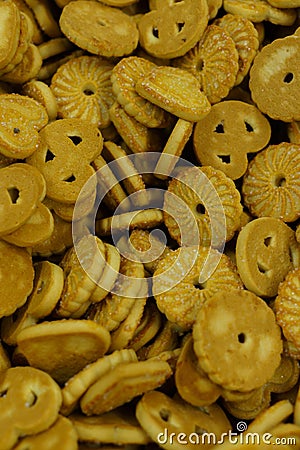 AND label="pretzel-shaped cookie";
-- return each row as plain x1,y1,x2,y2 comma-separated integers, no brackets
0,366,62,449
138,0,209,59
27,118,102,204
